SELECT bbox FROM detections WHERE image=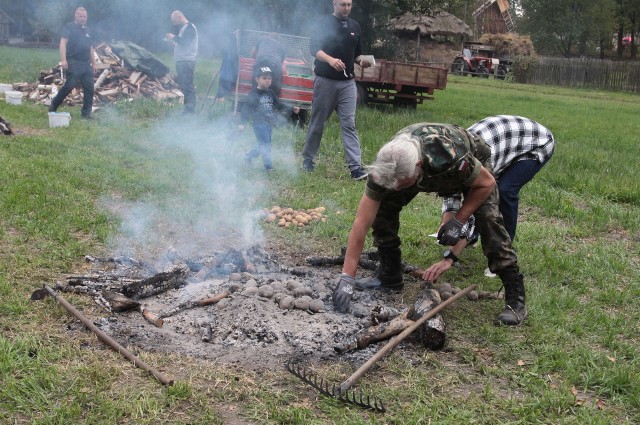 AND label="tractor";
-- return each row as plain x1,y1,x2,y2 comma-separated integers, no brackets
450,41,510,79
